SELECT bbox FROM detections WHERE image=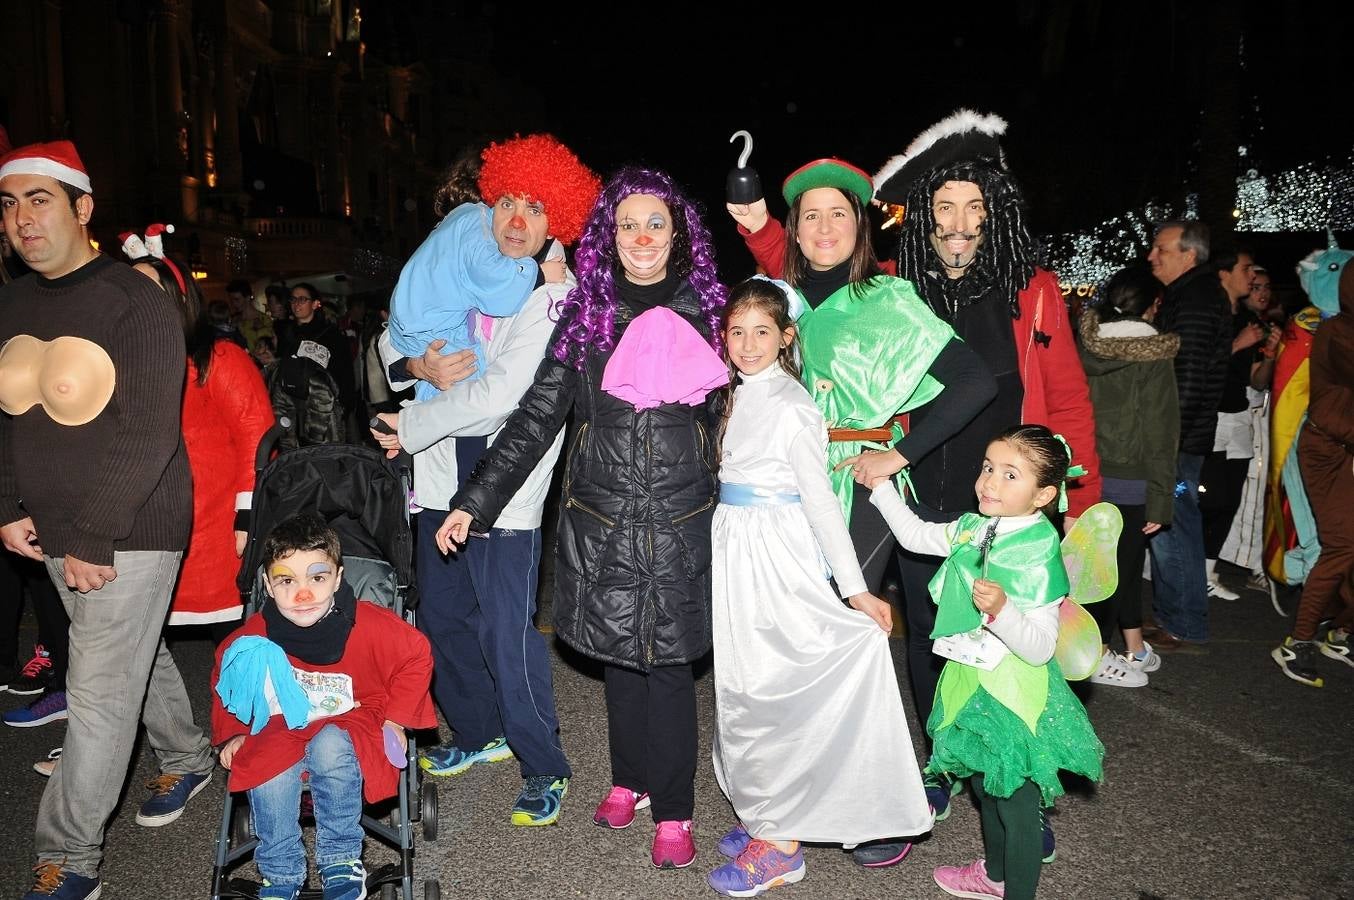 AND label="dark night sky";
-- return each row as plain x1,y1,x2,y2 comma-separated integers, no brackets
366,1,1354,279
